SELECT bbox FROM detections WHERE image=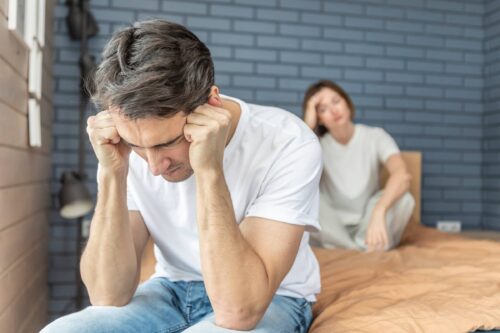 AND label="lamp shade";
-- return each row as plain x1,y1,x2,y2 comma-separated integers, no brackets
59,171,94,219
65,0,99,40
